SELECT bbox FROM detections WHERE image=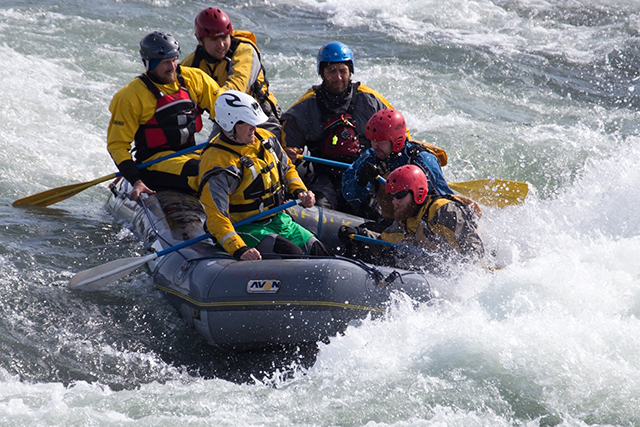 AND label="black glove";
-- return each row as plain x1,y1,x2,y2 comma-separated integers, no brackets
357,162,381,186
338,225,358,244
